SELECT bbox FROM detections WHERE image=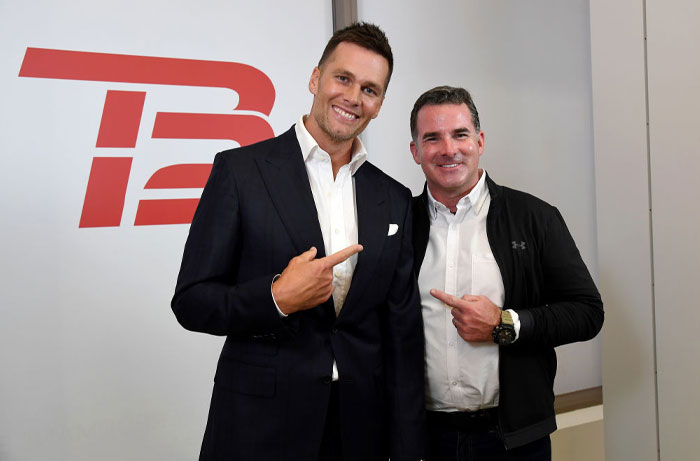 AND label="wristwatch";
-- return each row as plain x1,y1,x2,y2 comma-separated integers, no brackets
492,310,516,345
